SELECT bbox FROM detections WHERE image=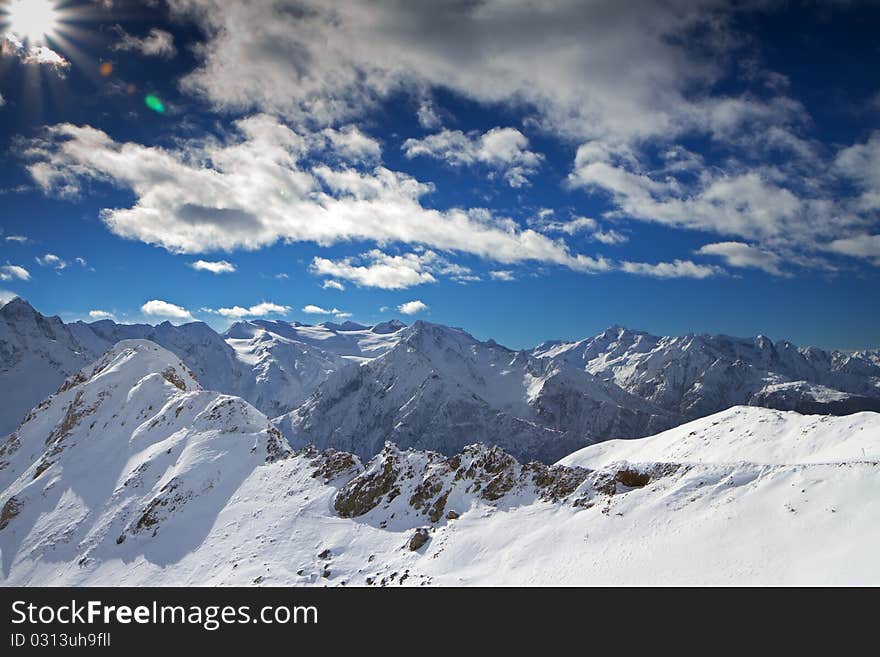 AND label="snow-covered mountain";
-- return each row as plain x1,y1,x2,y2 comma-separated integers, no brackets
2,297,879,465
0,298,104,437
0,298,406,437
2,343,877,585
534,326,880,421
281,321,673,462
